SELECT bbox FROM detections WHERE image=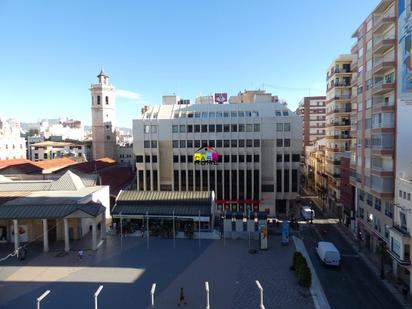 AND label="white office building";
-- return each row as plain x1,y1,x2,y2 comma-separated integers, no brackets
133,90,302,217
